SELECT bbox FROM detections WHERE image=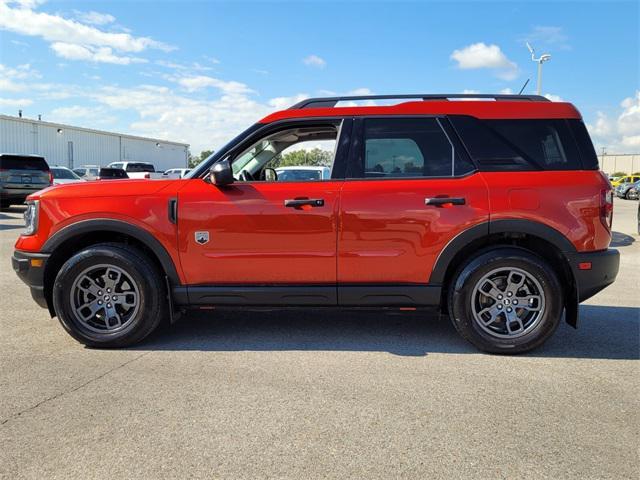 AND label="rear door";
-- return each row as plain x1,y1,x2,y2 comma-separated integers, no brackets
337,117,490,304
